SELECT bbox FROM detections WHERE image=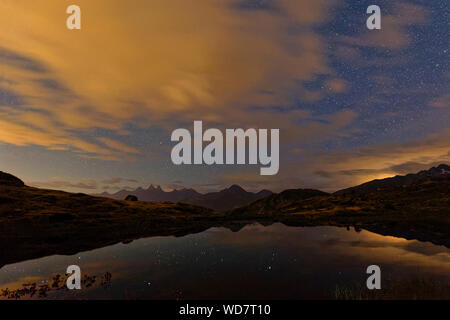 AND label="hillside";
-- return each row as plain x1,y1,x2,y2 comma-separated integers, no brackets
0,178,221,268
230,188,329,215
335,164,450,195
1,165,449,266
0,171,24,187
232,164,450,217
230,166,450,246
